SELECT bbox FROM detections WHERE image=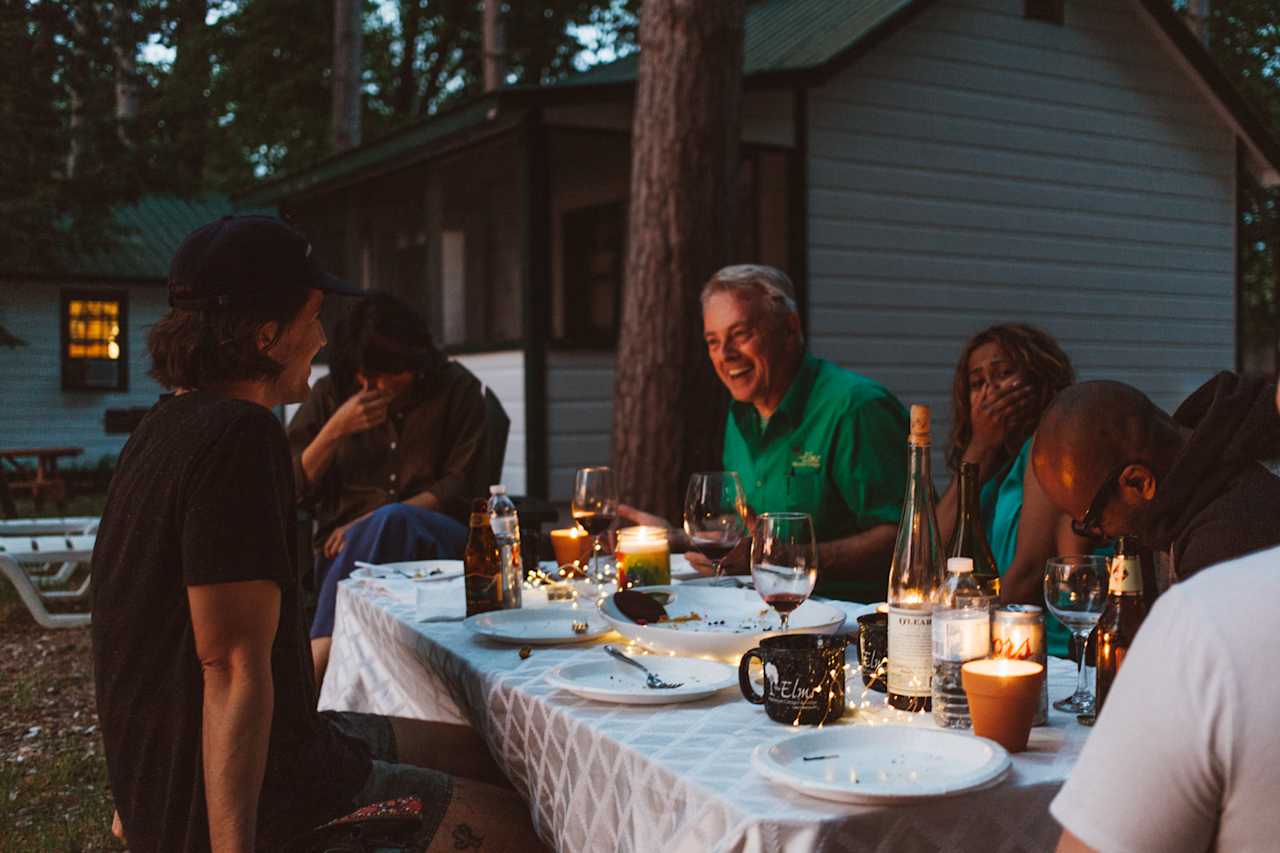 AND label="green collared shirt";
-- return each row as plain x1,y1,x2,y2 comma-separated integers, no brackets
723,353,908,603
